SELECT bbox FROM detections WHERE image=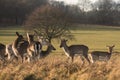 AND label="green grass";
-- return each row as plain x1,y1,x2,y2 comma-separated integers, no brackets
0,26,25,44
0,24,120,52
